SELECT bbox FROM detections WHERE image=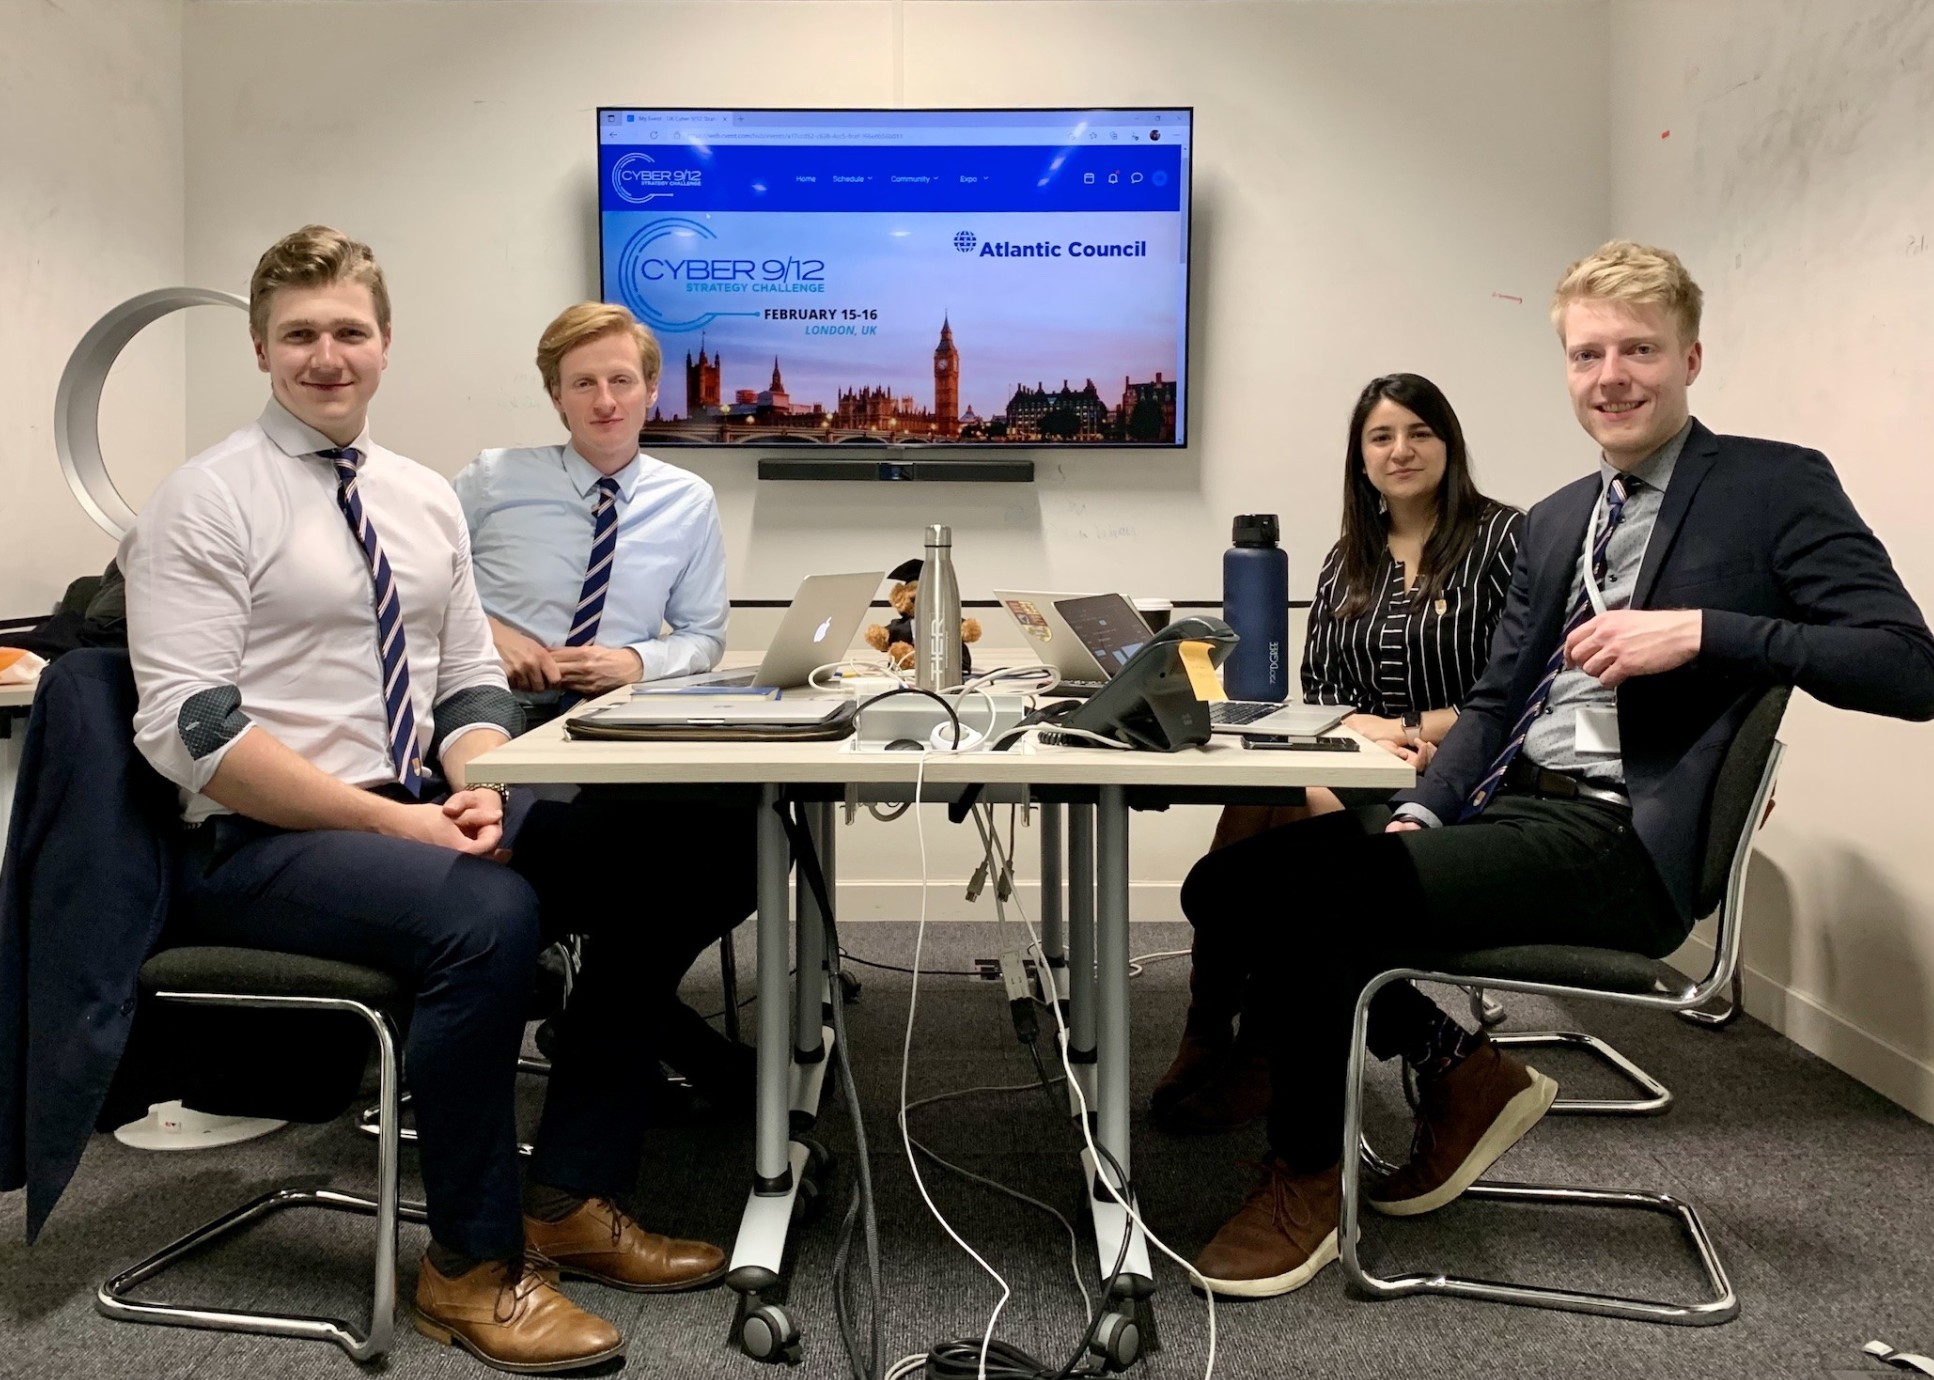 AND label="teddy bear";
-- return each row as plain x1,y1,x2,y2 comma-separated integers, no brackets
864,557,982,671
